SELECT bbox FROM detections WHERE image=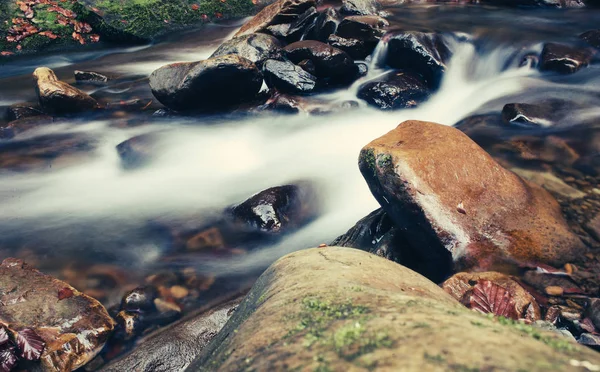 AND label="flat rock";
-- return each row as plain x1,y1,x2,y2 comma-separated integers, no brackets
540,43,594,74
186,247,600,371
210,33,283,68
262,59,317,94
74,70,109,83
0,258,115,371
33,67,99,115
511,168,586,200
358,120,586,272
149,55,263,112
580,30,600,49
